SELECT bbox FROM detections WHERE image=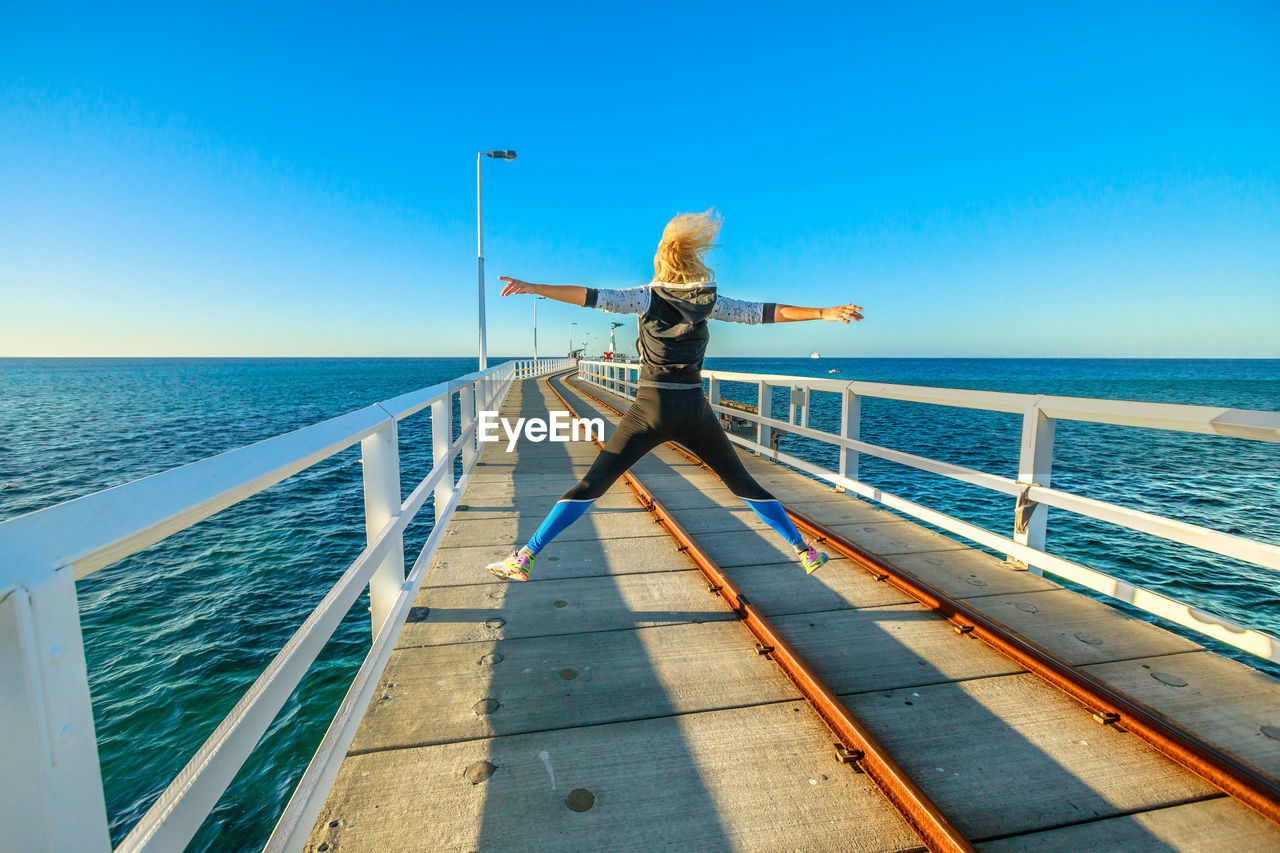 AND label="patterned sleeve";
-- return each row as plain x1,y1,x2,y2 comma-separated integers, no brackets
710,294,778,324
583,286,650,315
